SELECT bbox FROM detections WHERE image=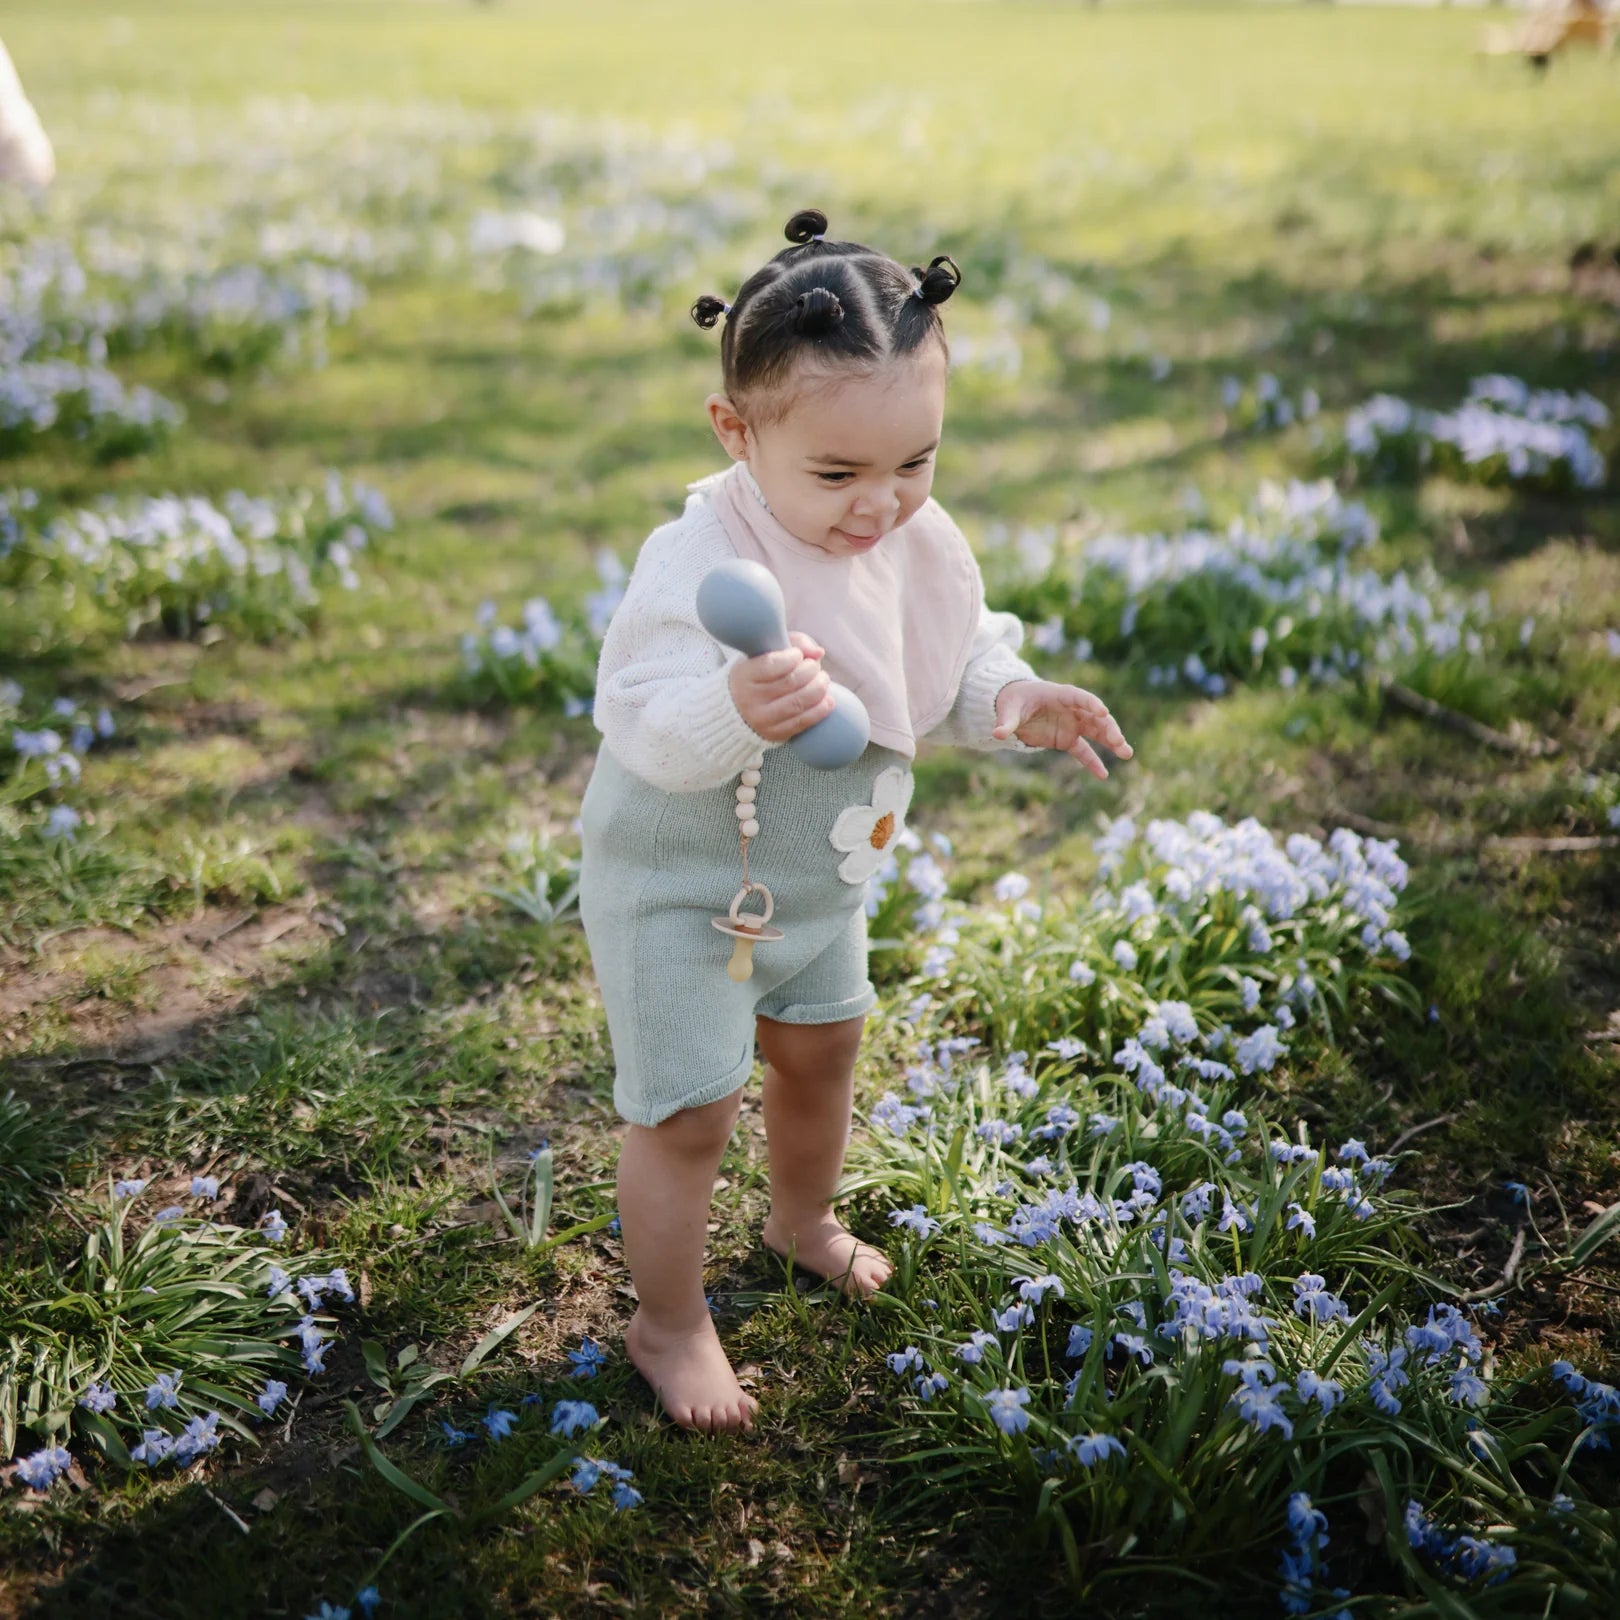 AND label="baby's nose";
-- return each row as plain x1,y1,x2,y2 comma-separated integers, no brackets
852,486,899,517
